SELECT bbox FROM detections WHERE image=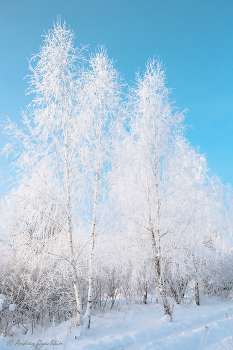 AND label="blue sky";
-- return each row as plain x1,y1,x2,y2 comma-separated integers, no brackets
0,0,233,190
